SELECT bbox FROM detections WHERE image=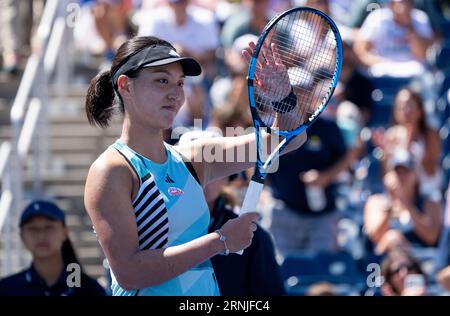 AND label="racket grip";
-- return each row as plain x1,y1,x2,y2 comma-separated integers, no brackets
240,180,264,214
236,180,264,255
